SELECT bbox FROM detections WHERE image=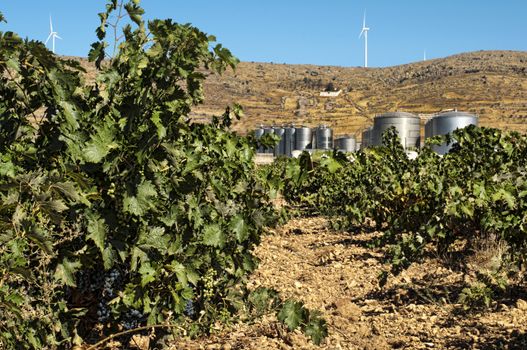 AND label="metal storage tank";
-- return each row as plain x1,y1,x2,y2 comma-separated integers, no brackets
263,127,275,154
314,125,333,150
273,126,286,156
254,126,265,153
426,111,479,154
361,127,373,149
371,112,420,149
424,119,433,140
294,126,313,151
334,135,356,153
284,126,296,157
